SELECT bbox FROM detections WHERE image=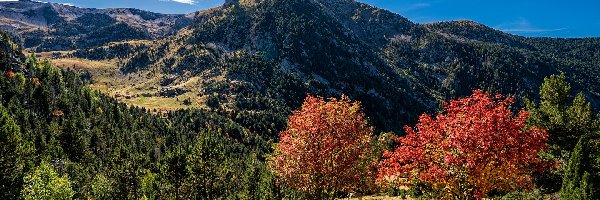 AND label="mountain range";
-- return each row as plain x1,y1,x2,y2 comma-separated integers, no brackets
1,0,600,134
0,0,194,51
